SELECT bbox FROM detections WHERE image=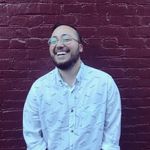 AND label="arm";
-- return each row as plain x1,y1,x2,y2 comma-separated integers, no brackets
23,84,47,150
101,77,121,150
